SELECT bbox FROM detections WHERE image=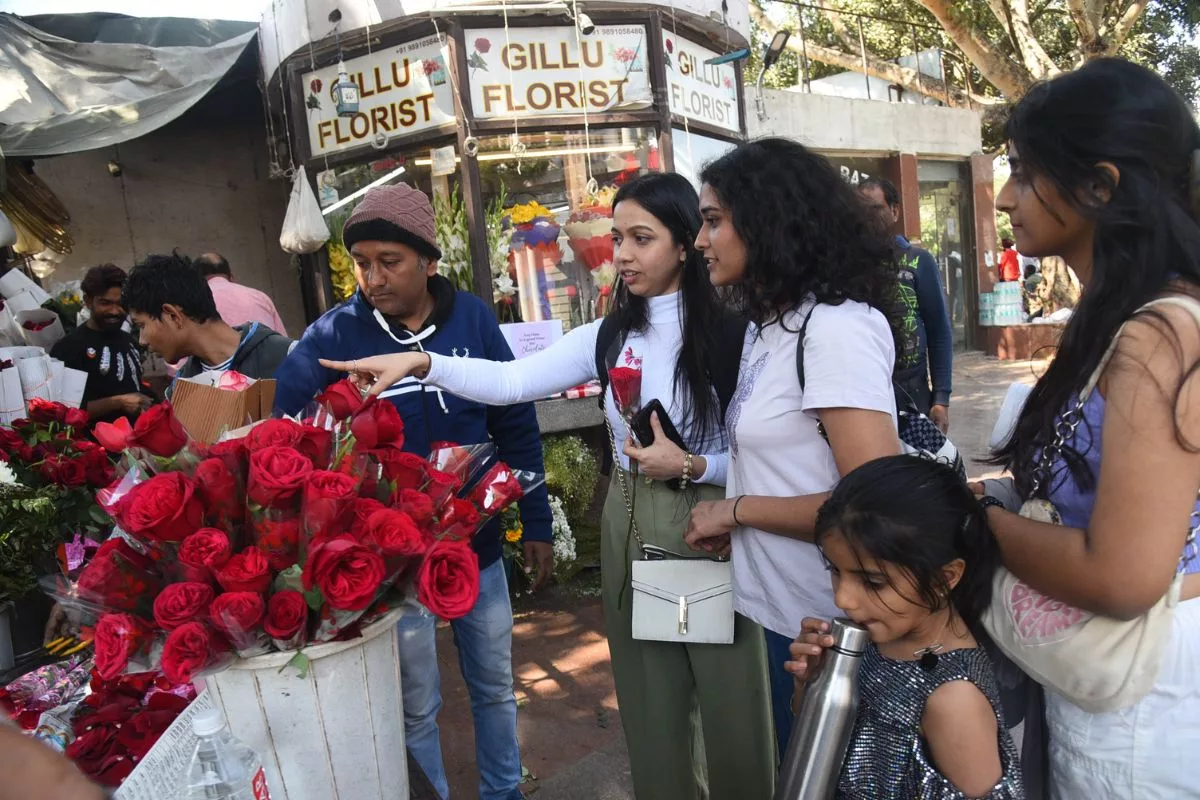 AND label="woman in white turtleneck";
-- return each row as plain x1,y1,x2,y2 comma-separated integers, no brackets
322,173,776,800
